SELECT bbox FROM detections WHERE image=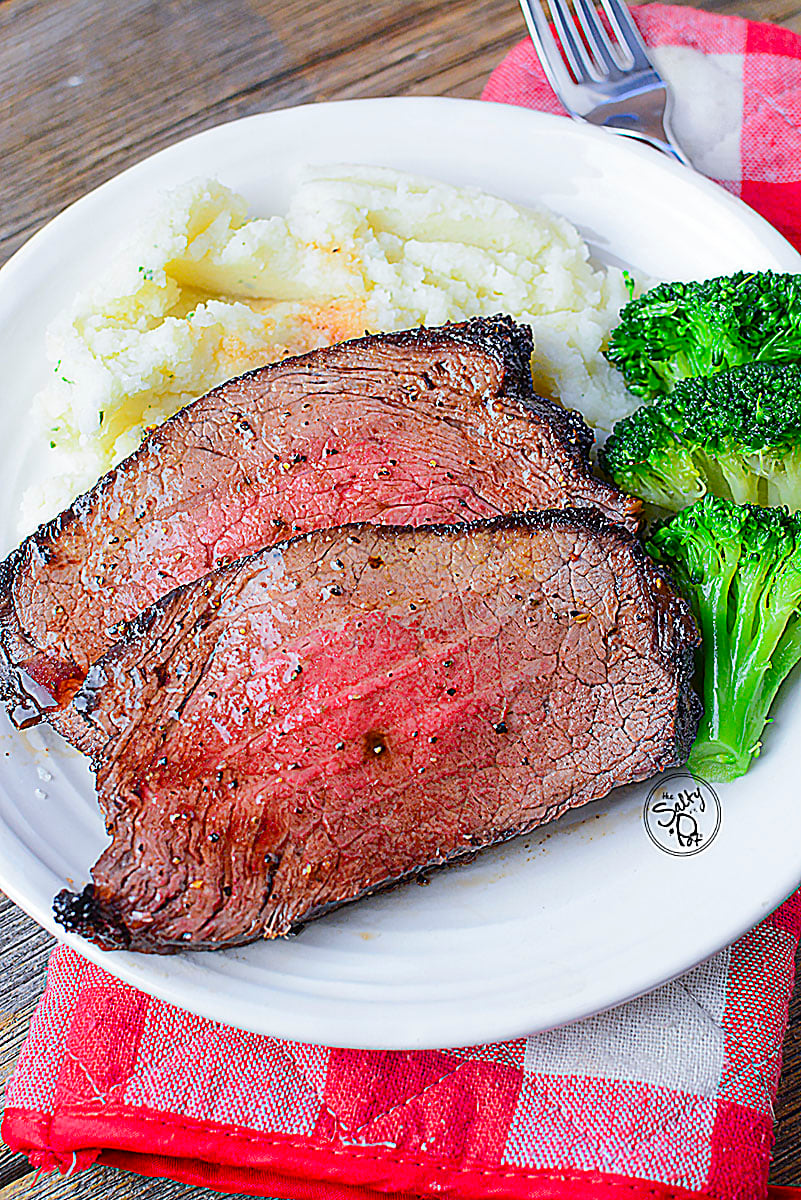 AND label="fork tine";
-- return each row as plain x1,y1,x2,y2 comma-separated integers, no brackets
546,0,597,82
518,0,583,97
571,0,622,75
597,0,654,70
